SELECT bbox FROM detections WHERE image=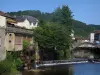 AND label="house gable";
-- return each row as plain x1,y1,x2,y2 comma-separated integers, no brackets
15,16,38,29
